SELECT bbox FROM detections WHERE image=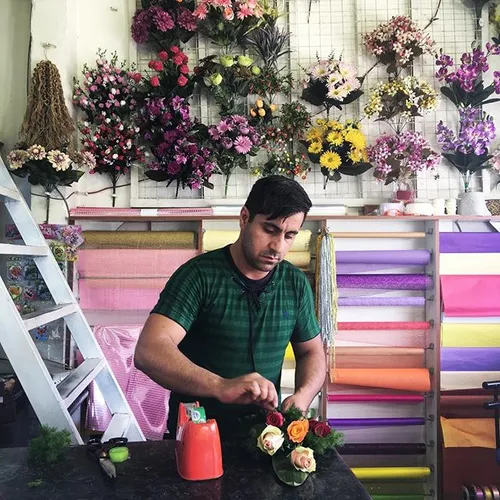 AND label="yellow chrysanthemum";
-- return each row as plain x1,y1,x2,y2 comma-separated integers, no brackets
306,128,323,142
316,118,327,127
327,120,342,130
349,149,364,163
319,151,341,171
326,131,343,146
344,128,366,150
308,142,323,154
